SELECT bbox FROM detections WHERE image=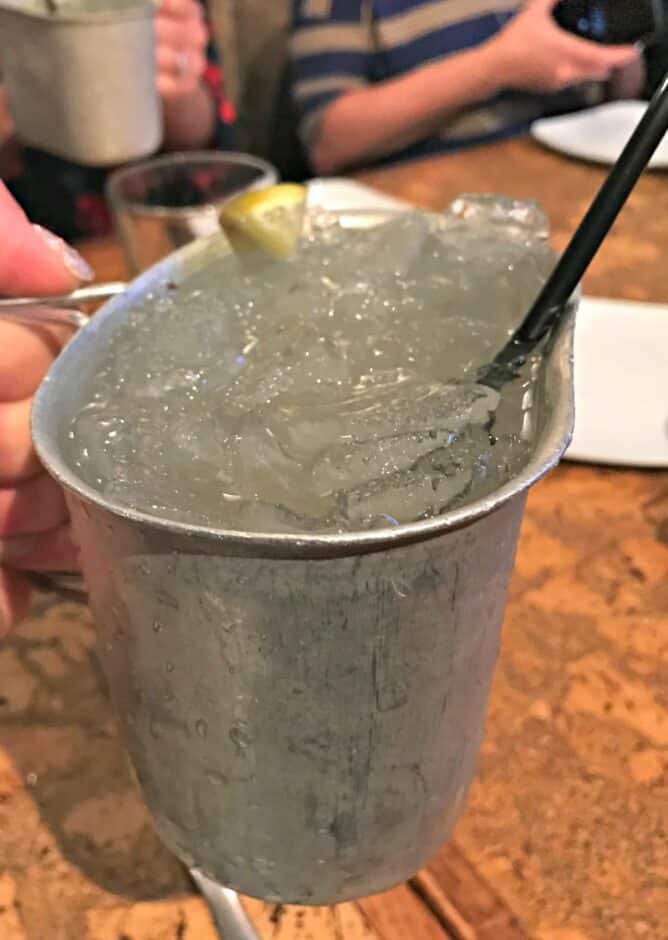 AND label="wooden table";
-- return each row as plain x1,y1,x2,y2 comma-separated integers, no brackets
1,140,666,940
